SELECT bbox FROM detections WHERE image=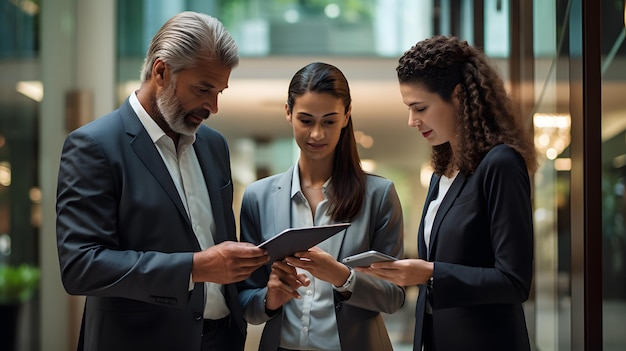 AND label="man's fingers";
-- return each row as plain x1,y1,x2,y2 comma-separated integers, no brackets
215,241,268,258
